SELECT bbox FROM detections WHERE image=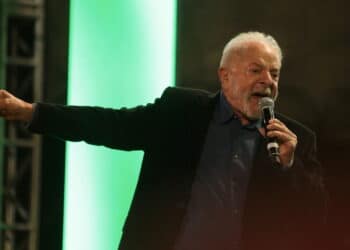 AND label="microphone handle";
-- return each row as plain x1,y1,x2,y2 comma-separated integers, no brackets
267,138,280,163
262,106,274,124
262,107,280,164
